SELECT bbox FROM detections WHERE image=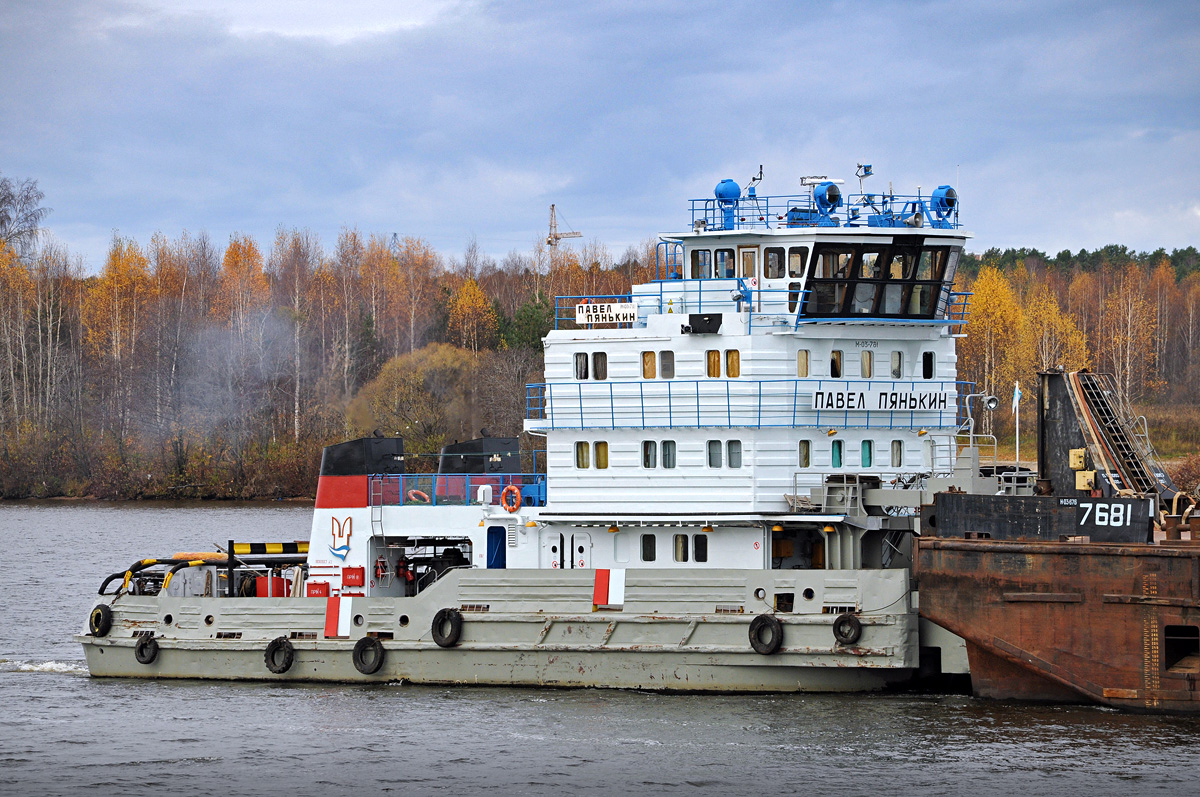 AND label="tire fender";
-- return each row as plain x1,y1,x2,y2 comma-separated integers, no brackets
832,613,862,646
89,604,113,637
352,636,386,675
134,635,159,665
264,636,295,674
431,607,464,648
748,613,783,655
